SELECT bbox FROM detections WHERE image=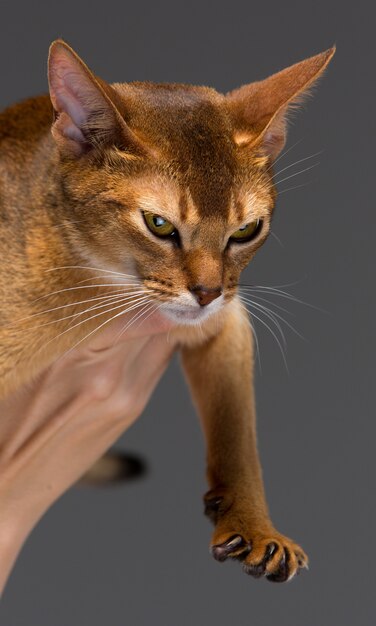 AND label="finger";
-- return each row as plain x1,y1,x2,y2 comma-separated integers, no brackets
40,334,173,443
1,336,175,510
1,327,171,458
82,334,175,430
10,337,174,490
